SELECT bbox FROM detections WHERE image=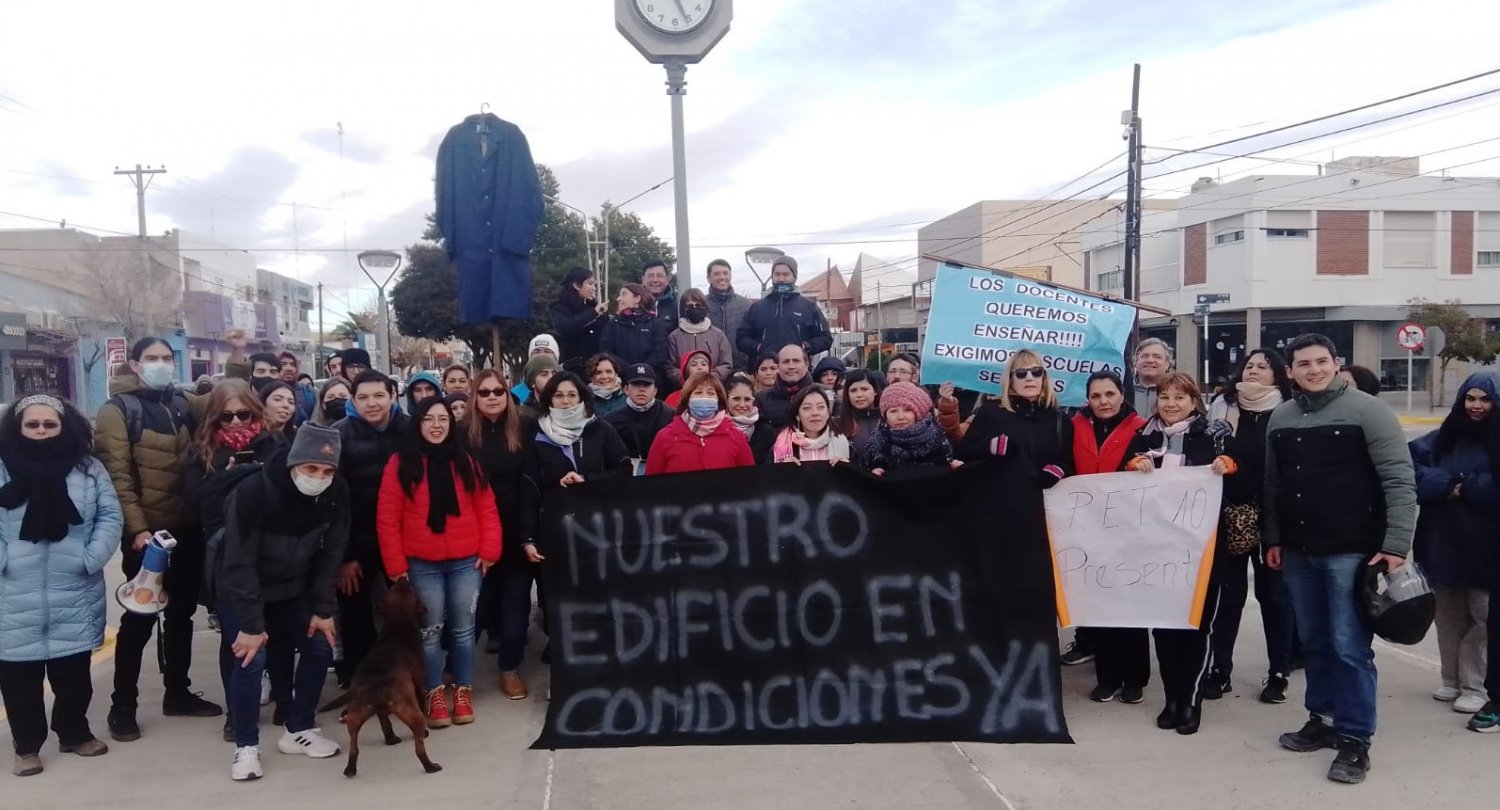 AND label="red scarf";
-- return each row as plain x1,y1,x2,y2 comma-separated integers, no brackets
215,422,264,452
